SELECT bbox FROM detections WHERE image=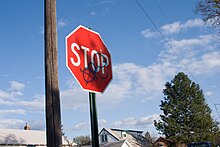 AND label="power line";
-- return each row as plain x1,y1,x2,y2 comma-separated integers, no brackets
214,104,220,118
152,0,170,23
134,0,198,84
134,0,220,118
150,0,220,117
151,0,220,115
